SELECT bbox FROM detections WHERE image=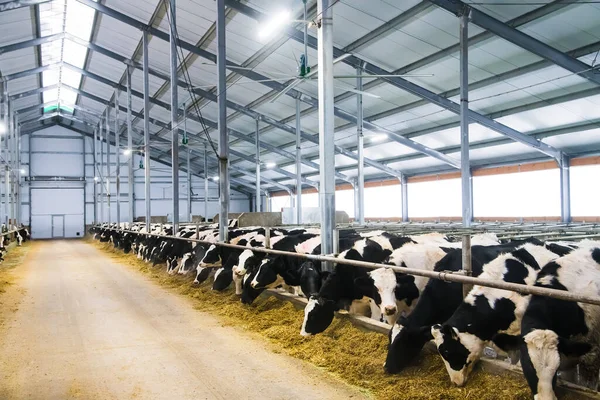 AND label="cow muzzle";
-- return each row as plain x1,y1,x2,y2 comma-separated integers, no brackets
384,305,397,316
